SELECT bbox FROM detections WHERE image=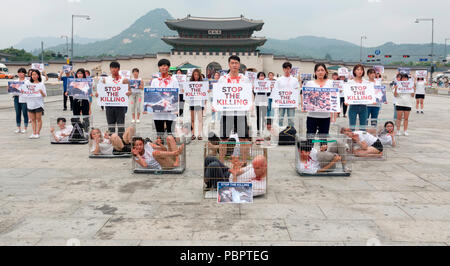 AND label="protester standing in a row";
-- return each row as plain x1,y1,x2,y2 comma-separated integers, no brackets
190,69,204,141
26,70,47,139
254,72,269,136
59,70,74,111
348,64,369,131
275,62,299,128
13,68,28,134
415,77,426,114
